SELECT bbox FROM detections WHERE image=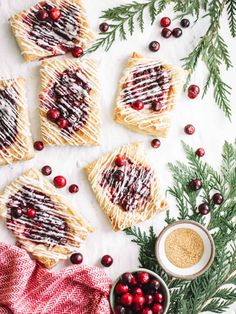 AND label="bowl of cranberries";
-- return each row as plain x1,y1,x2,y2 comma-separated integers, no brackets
110,268,170,314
